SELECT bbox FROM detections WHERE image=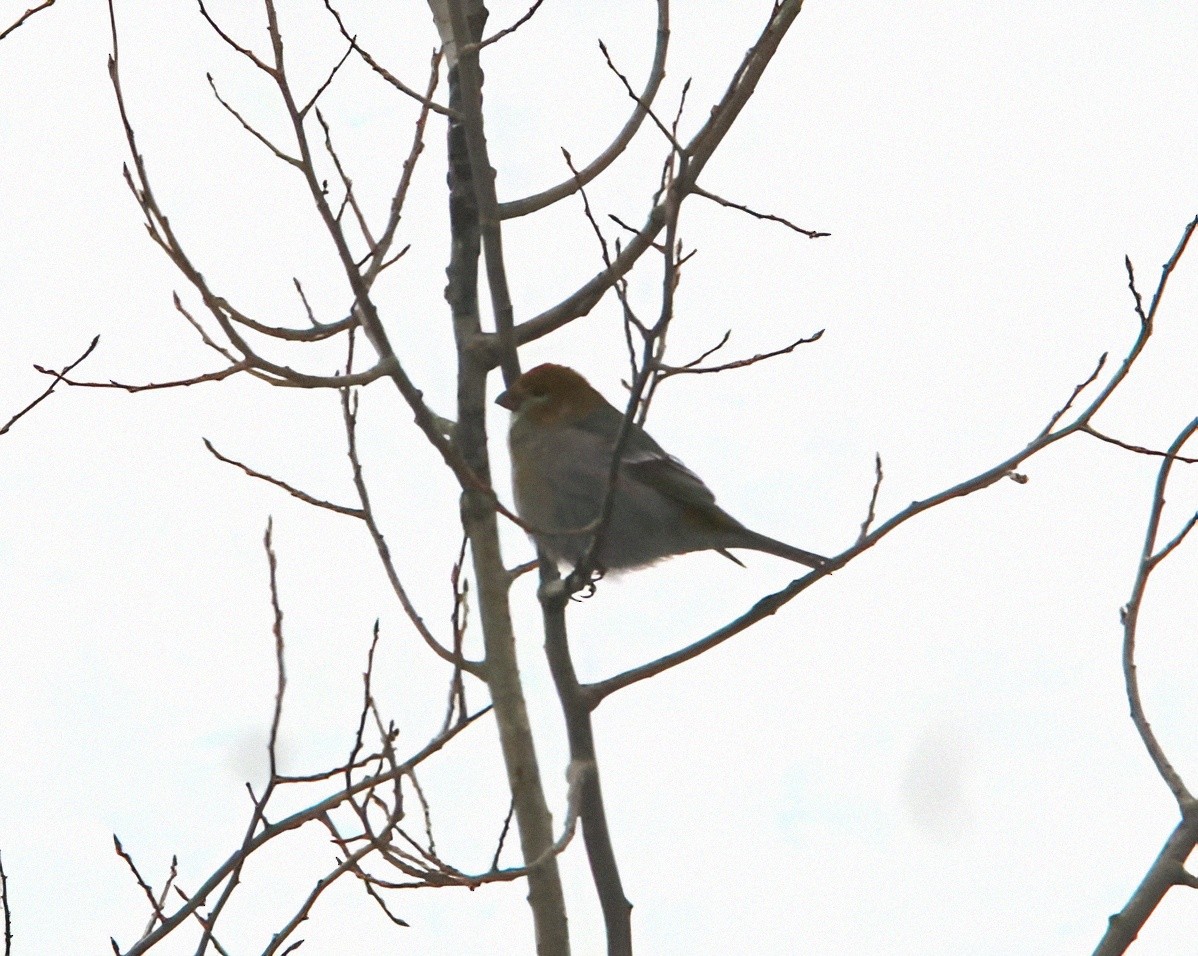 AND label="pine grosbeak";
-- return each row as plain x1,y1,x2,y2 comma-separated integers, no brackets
496,363,826,572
